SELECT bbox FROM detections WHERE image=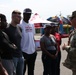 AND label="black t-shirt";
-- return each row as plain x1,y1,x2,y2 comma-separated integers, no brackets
5,24,22,57
0,30,13,59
